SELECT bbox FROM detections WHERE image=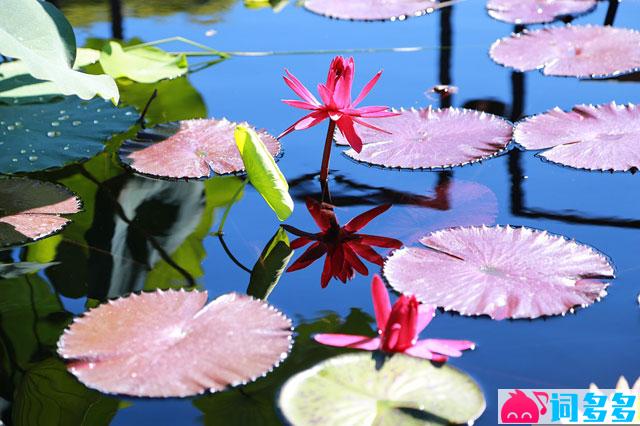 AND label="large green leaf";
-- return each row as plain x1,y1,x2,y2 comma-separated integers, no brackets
0,96,137,173
246,227,293,299
0,49,102,105
279,353,486,426
0,0,118,102
100,42,188,84
234,125,293,221
12,358,120,426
